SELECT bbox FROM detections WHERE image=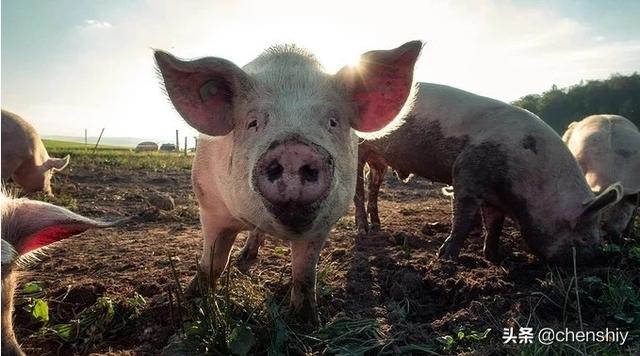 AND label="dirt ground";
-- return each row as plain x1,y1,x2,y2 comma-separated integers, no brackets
11,162,640,355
